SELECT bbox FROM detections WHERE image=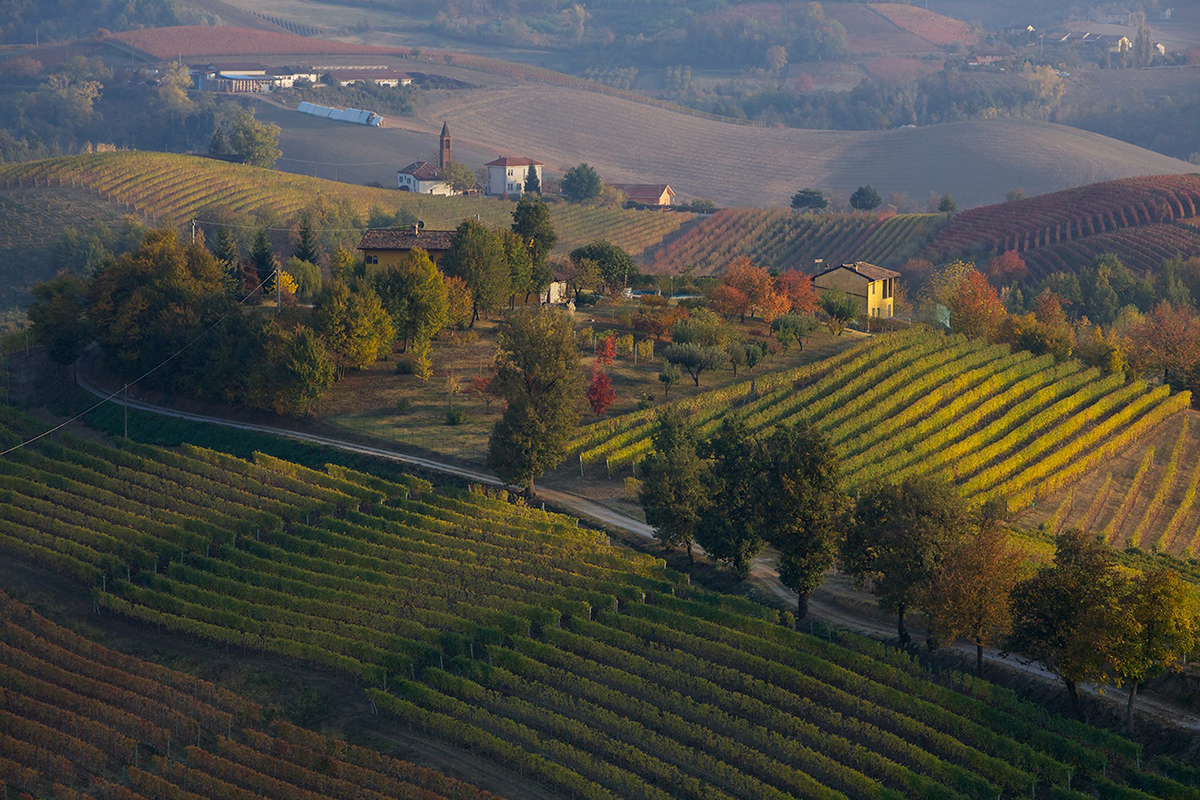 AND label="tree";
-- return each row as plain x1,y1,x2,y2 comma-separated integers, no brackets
28,273,90,376
375,249,449,353
776,270,819,314
284,256,321,304
986,250,1027,283
313,281,394,379
758,422,844,619
212,227,241,275
670,308,731,348
1007,529,1130,721
561,163,603,202
1114,569,1199,732
926,520,1024,675
500,229,534,308
562,256,602,302
524,164,541,195
849,185,881,211
937,193,957,215
819,290,859,336
512,194,558,299
790,188,828,212
662,342,728,386
441,220,509,326
209,125,231,156
586,367,615,416
949,270,1007,341
659,361,682,397
708,284,751,320
227,106,281,168
569,241,637,292
721,257,777,322
771,313,819,352
842,476,974,647
248,227,277,293
294,219,318,265
251,323,334,416
1128,302,1200,395
88,229,233,387
440,161,476,193
698,416,763,579
443,275,473,329
595,334,616,365
638,408,709,563
466,370,501,412
486,308,584,496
